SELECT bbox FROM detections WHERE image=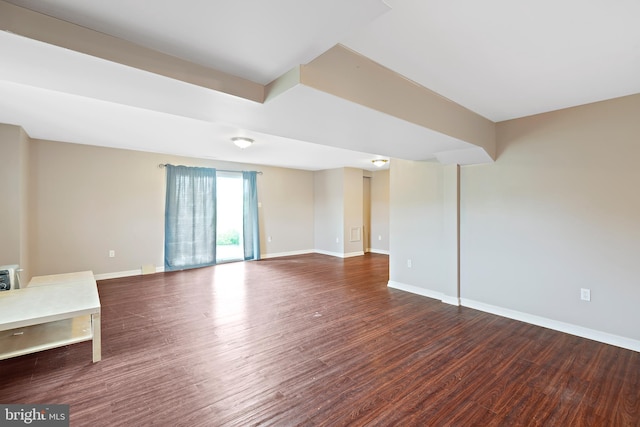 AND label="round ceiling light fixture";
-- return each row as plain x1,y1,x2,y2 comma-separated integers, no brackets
231,137,254,149
372,159,388,167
